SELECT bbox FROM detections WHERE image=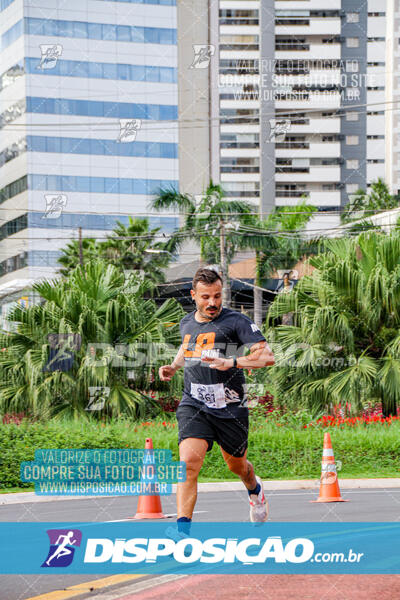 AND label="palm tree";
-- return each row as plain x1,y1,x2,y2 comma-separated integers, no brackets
341,178,399,224
267,230,400,416
240,203,317,326
151,181,257,306
100,217,173,284
57,239,101,276
0,261,184,420
57,217,174,284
